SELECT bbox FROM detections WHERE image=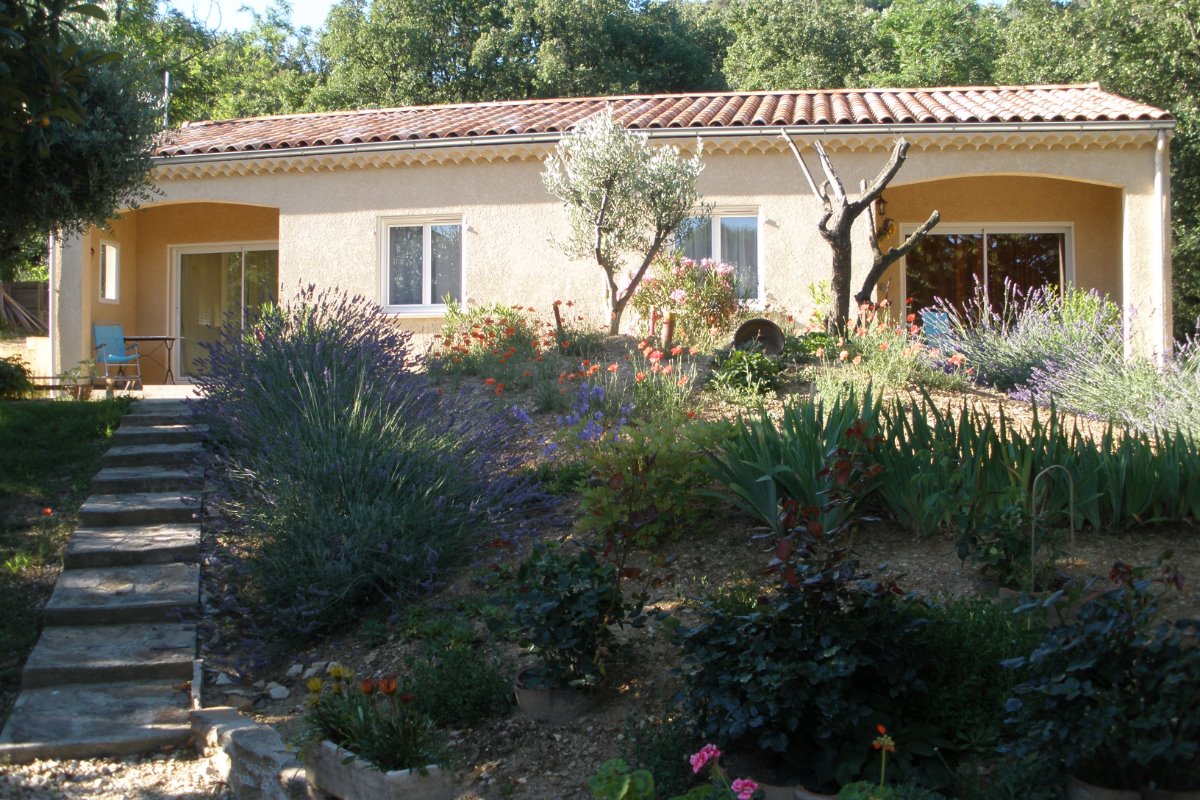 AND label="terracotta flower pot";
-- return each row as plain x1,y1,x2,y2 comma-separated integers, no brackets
513,665,592,722
305,740,457,800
